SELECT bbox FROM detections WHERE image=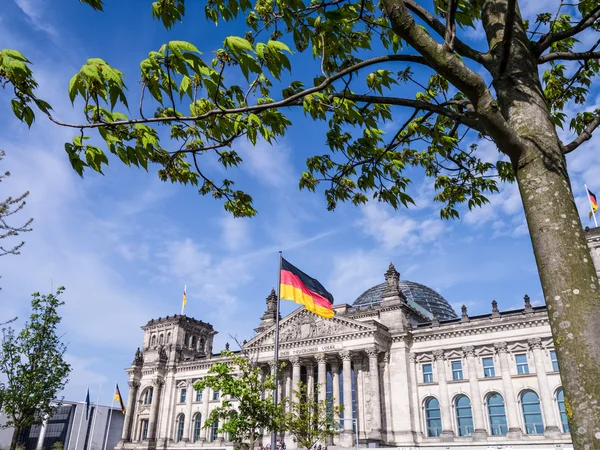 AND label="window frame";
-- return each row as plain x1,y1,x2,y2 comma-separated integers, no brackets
482,357,495,378
176,415,185,442
451,360,463,380
196,388,203,402
556,388,569,433
422,363,433,383
143,388,153,405
141,419,149,441
520,390,544,435
193,413,203,442
454,395,474,437
550,351,559,372
213,389,220,401
486,393,508,436
180,387,187,403
515,353,530,375
210,420,219,441
424,397,442,438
